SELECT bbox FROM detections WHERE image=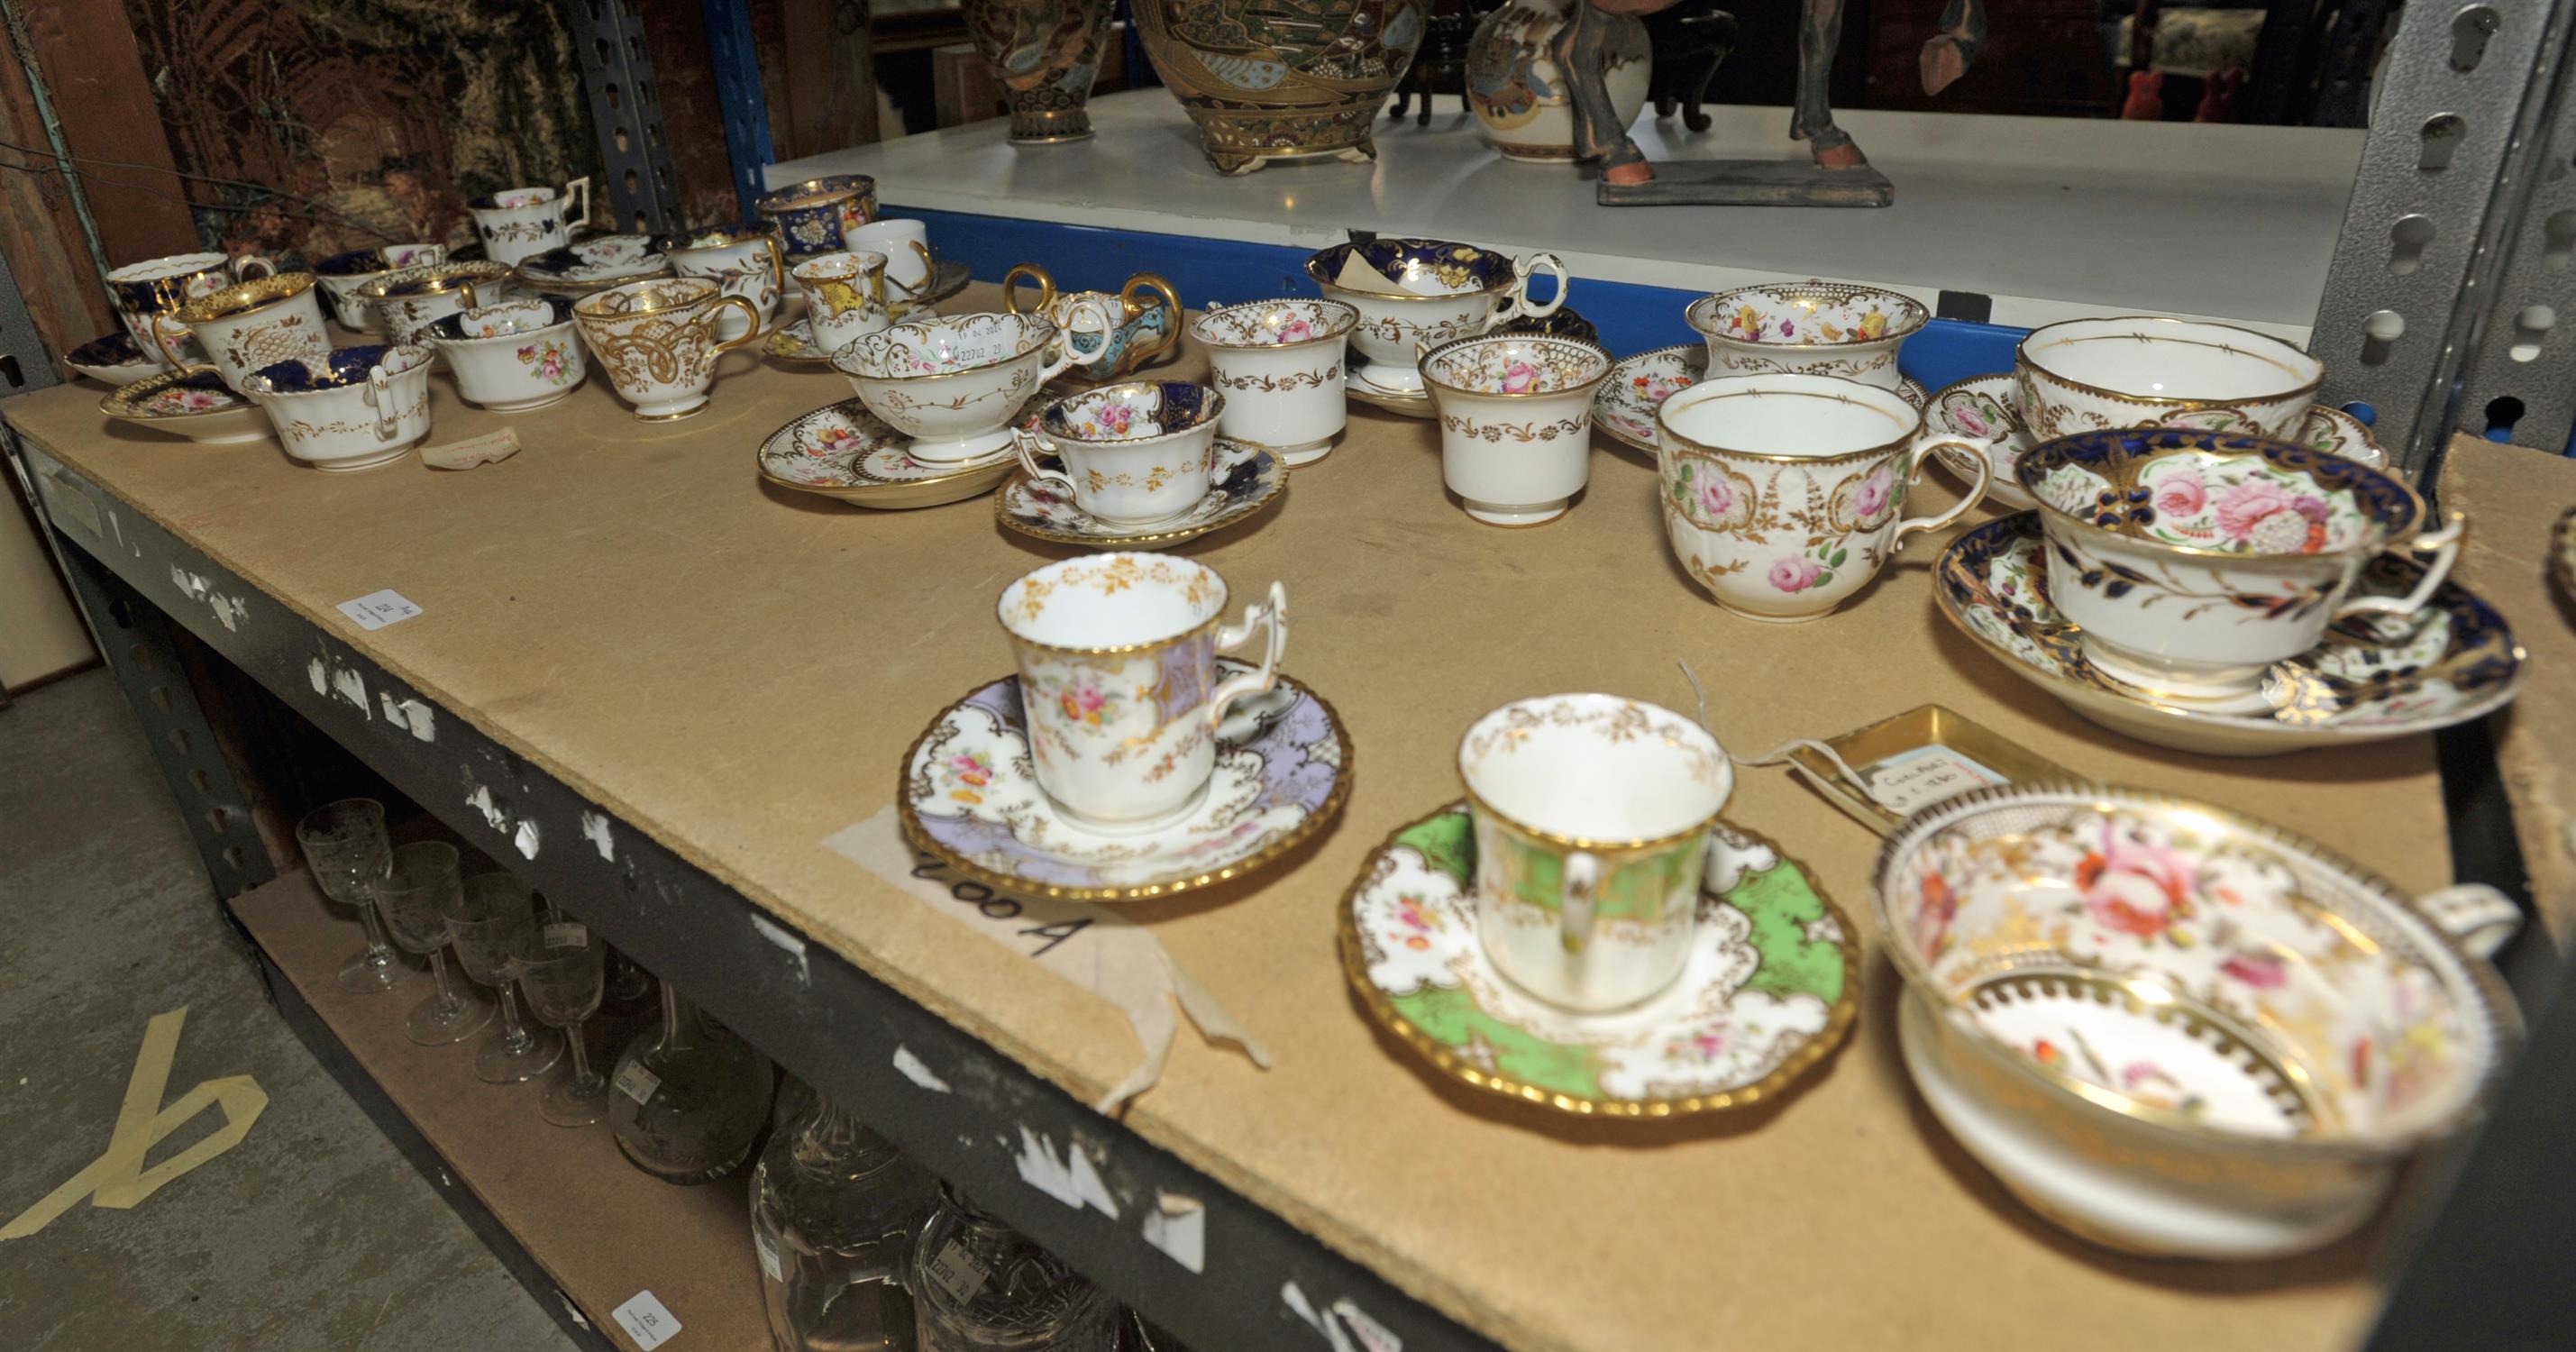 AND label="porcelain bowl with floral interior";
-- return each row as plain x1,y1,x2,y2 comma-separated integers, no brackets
899,661,1350,900
1927,373,2387,512
1873,783,2517,1256
1340,802,1856,1116
1932,513,2523,755
1304,239,1564,394
998,440,1283,550
242,343,437,471
1023,380,1226,525
835,306,1110,463
313,243,447,331
1593,343,1925,455
1683,281,1926,392
2016,427,2457,703
2015,316,2324,442
425,297,588,412
1420,332,1612,525
98,369,271,444
756,394,1042,510
66,330,169,386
